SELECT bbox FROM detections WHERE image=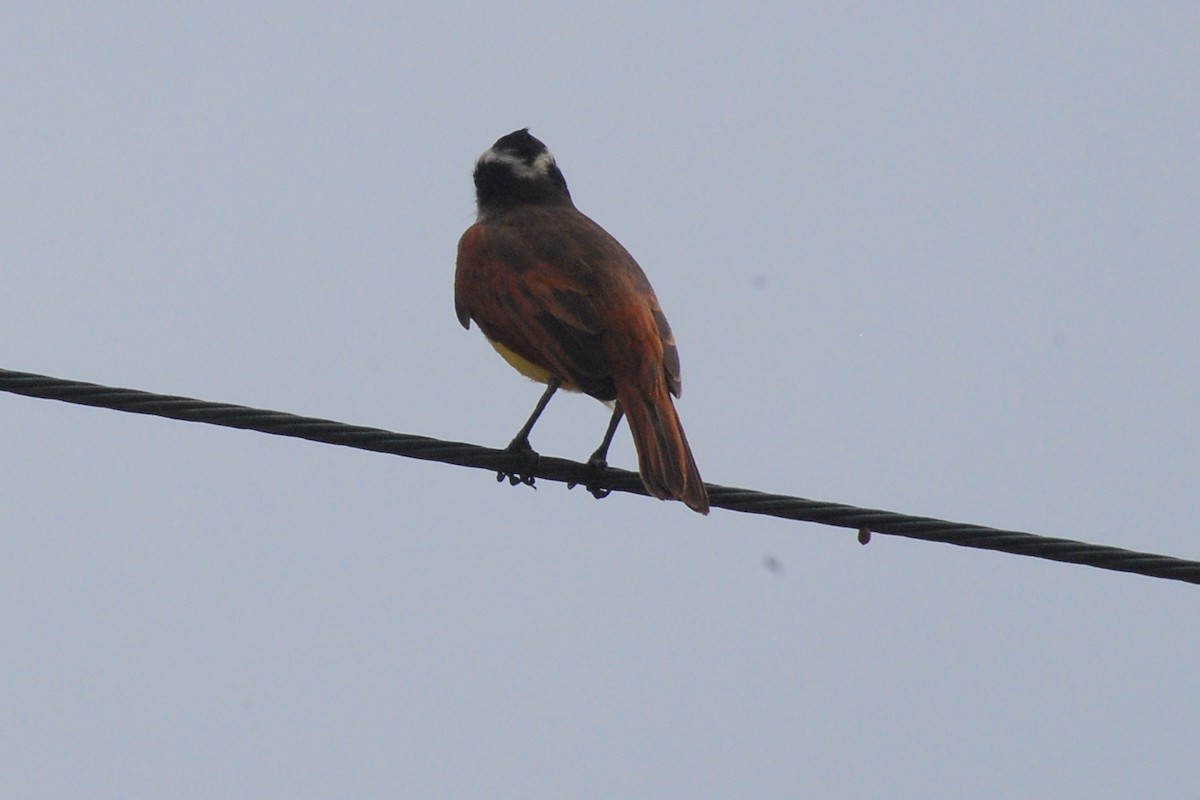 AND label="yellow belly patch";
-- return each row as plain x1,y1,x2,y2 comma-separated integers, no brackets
488,338,605,403
489,339,556,384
